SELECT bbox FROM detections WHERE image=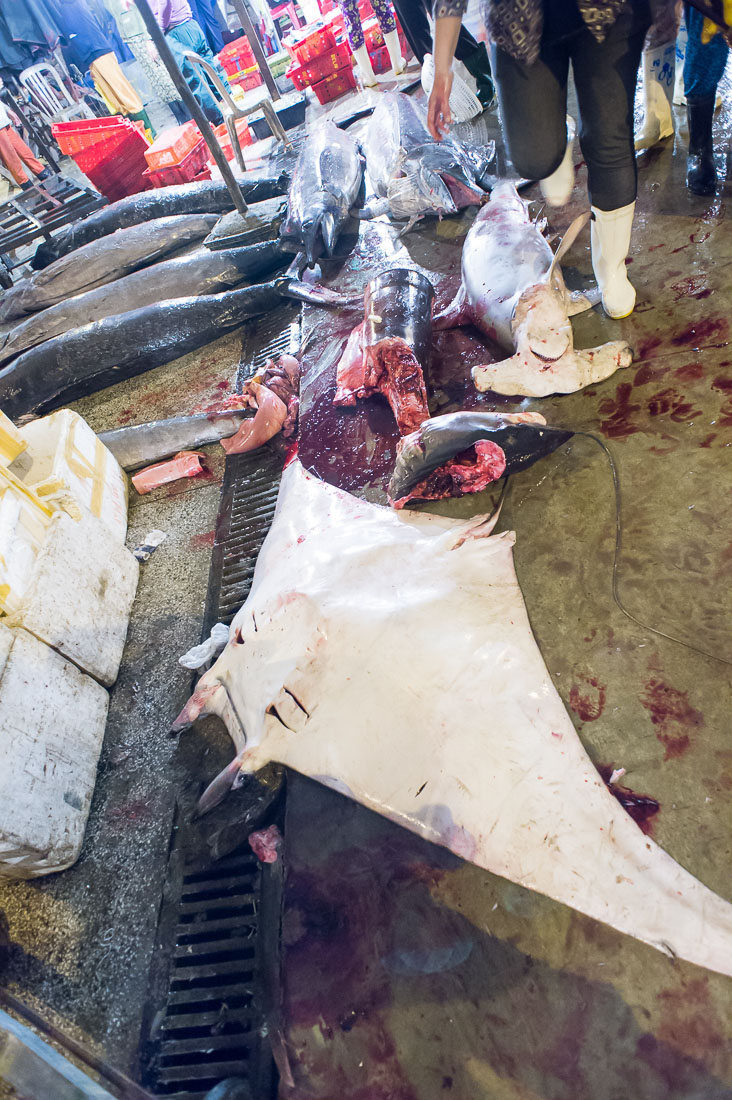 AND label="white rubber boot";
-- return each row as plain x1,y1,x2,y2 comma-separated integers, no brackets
591,203,636,320
353,44,377,87
635,42,675,151
383,28,406,75
540,117,576,207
